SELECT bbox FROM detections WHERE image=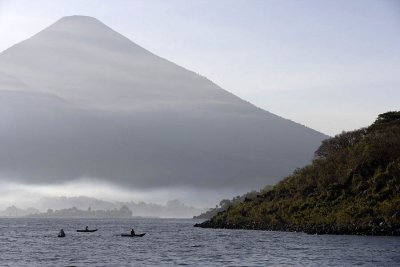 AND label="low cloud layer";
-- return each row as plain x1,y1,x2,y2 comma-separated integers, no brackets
0,178,242,211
